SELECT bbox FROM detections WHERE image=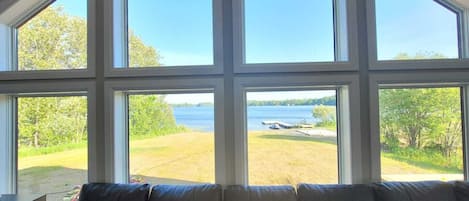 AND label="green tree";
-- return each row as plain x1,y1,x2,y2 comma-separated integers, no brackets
129,30,161,67
17,5,176,148
18,97,87,148
312,105,336,127
18,6,86,70
18,98,53,147
379,52,462,158
423,88,461,158
379,88,462,157
129,95,185,136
